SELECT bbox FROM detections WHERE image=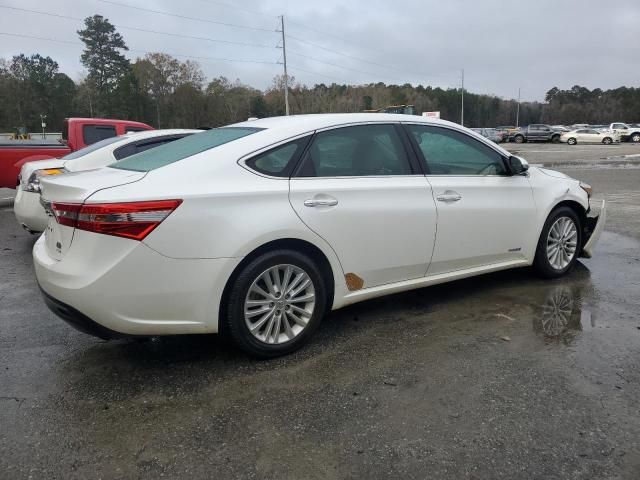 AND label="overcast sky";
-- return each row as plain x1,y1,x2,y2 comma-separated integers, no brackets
1,0,639,101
